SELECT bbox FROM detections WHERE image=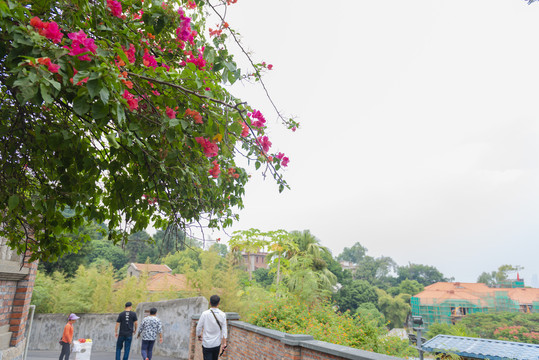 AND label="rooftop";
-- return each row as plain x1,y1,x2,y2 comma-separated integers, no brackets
130,263,172,273
422,334,539,360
